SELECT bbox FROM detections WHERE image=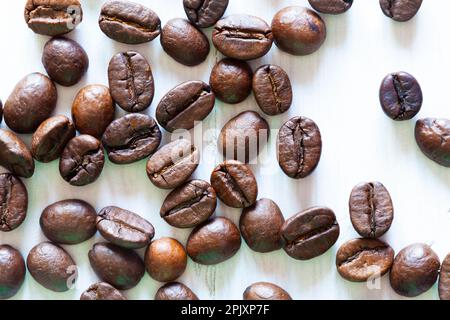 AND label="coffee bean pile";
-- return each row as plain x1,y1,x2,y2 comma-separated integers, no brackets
0,0,448,300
